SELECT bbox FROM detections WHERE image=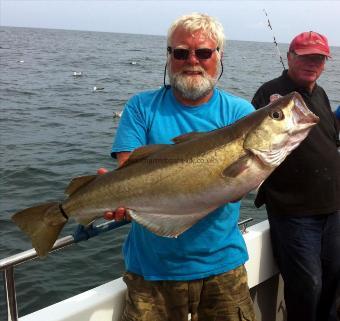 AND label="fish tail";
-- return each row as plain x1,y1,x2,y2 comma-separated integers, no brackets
12,202,67,257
